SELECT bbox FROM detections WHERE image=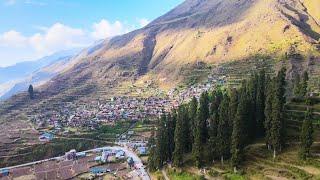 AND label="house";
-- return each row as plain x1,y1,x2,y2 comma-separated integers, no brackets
0,169,9,177
39,132,54,142
76,152,86,158
137,147,148,155
90,167,107,175
115,150,125,159
65,149,77,160
127,157,134,168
